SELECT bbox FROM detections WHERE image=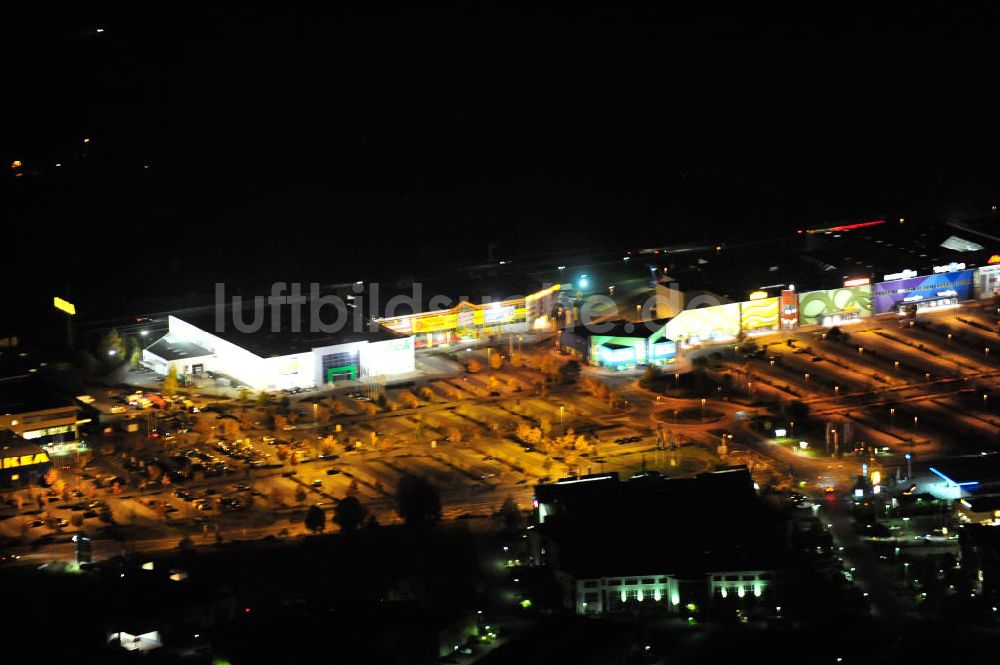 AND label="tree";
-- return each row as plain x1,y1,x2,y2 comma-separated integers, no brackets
162,365,179,396
539,417,553,438
70,513,84,528
398,389,420,409
257,390,272,408
784,400,811,422
395,476,441,527
98,504,113,523
559,359,581,384
304,505,326,533
499,497,523,532
333,495,366,532
490,353,503,371
98,329,127,366
127,336,143,368
294,485,307,504
273,414,289,431
468,358,482,373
